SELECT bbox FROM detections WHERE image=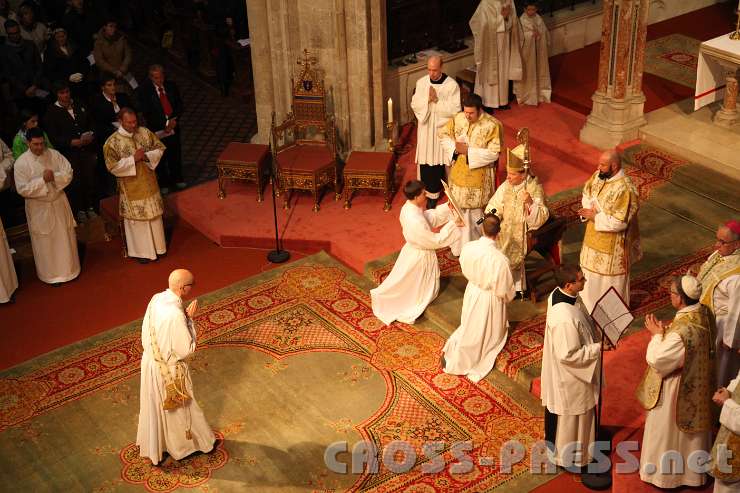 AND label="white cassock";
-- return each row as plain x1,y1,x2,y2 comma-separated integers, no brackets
579,170,631,313
470,0,523,108
514,12,551,106
371,201,460,325
639,305,712,488
714,272,740,388
137,288,215,464
0,141,19,302
714,370,740,493
14,149,80,284
443,236,514,382
540,288,600,467
410,74,460,198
